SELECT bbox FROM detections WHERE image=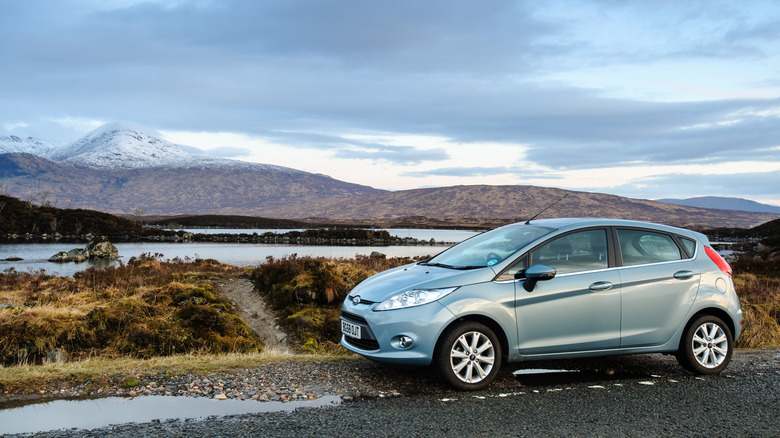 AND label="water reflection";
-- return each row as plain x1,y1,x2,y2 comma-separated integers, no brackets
513,368,651,386
171,228,480,243
0,242,448,277
0,395,341,435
